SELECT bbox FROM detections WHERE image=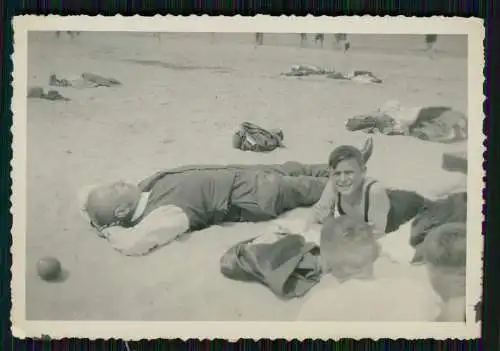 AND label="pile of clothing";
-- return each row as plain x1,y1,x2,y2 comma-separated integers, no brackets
220,232,322,299
346,100,468,143
27,86,70,101
281,65,383,84
49,72,122,89
28,72,122,102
